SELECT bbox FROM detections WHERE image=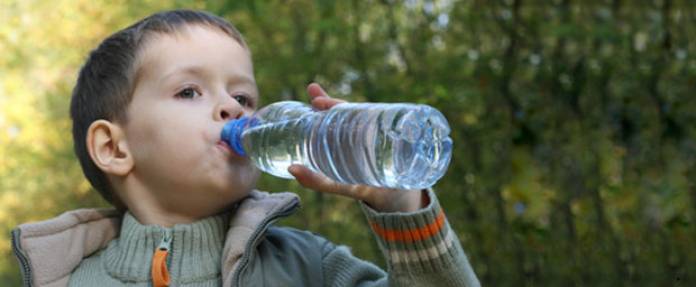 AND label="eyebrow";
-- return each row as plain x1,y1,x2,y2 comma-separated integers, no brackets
160,65,206,83
160,65,256,88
